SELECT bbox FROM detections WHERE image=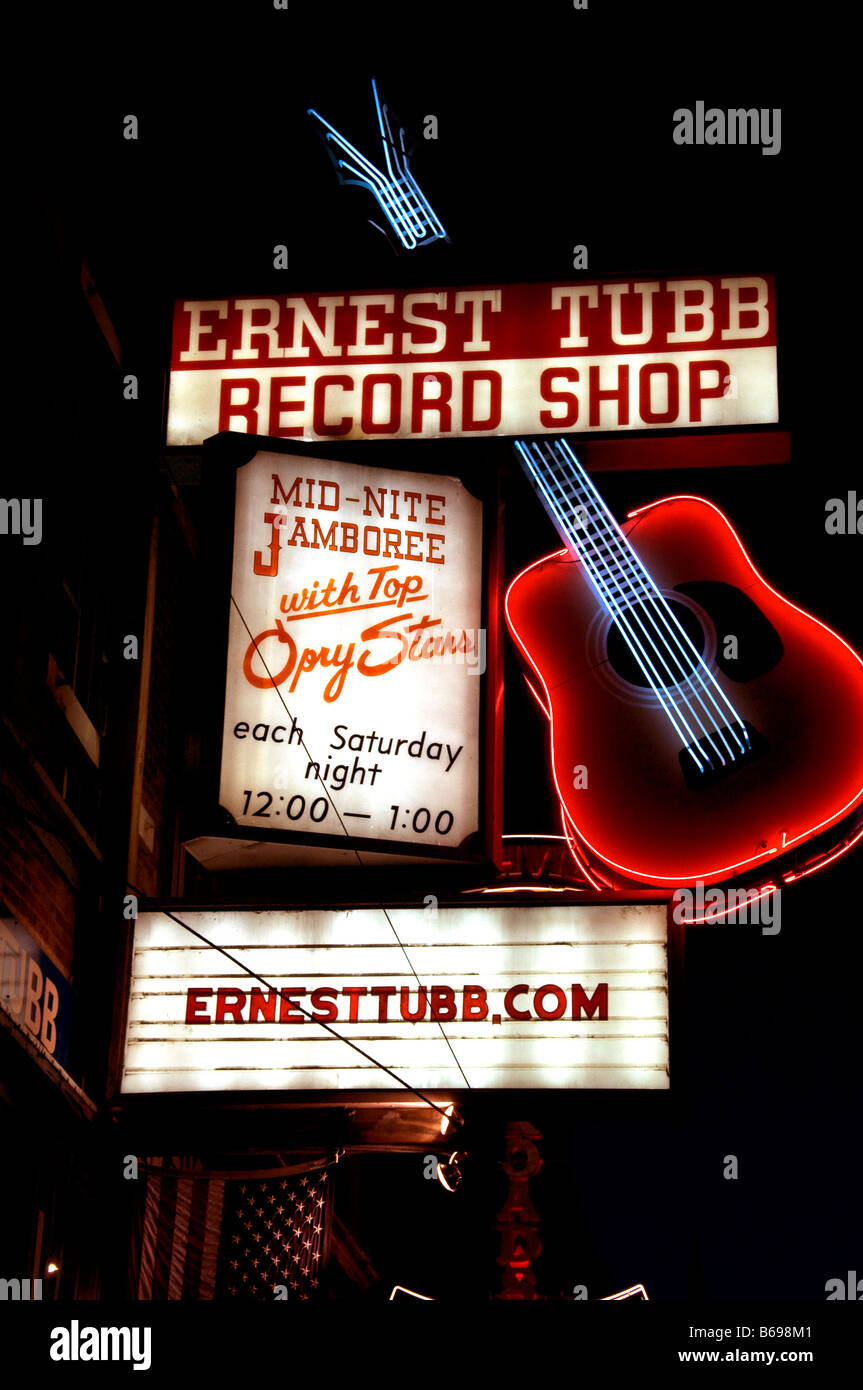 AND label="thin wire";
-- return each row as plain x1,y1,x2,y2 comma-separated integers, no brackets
229,594,472,1092
151,904,465,1133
